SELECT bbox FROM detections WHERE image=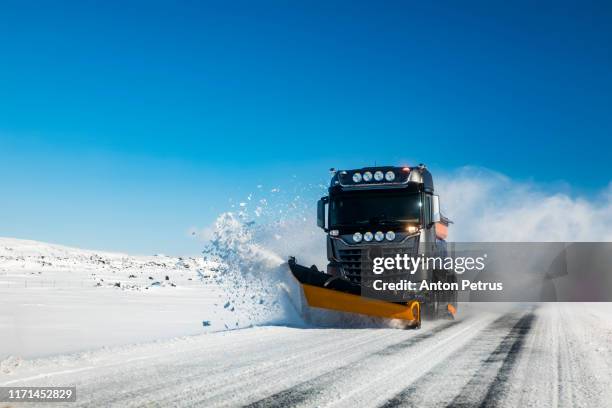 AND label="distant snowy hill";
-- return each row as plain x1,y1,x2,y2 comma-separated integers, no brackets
0,237,216,290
